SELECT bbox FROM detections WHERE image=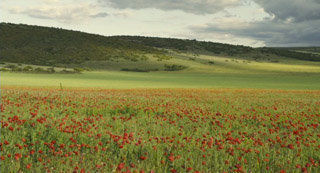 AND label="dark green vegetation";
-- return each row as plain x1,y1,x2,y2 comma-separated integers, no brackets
1,23,319,71
0,23,162,67
0,63,85,74
259,47,320,61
